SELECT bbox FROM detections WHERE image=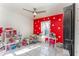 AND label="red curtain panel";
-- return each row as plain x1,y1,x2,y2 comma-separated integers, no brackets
0,27,3,36
33,14,63,43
